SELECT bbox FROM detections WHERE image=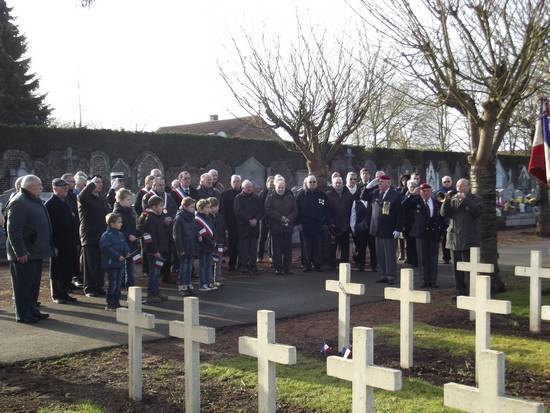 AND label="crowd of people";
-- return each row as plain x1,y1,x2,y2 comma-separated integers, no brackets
5,166,481,323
